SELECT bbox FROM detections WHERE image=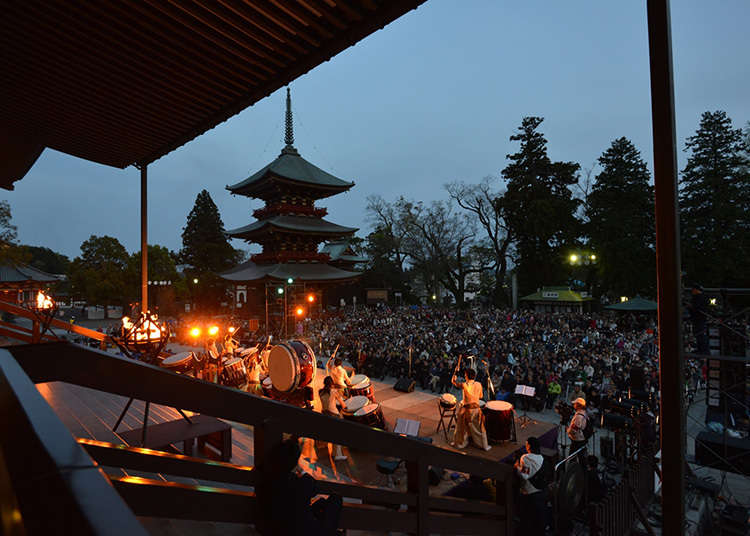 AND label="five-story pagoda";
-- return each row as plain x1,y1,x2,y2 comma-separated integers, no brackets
222,89,360,327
